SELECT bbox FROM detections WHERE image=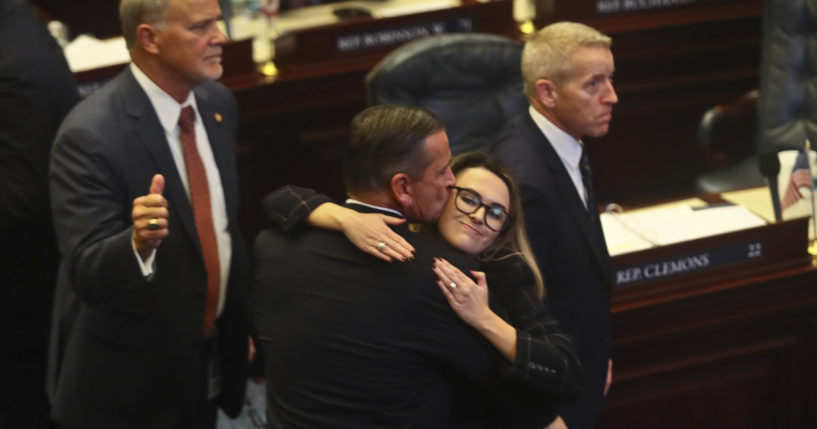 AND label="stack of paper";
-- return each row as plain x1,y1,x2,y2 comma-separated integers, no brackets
64,35,129,73
602,203,768,256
